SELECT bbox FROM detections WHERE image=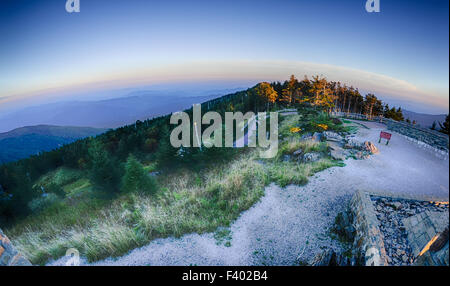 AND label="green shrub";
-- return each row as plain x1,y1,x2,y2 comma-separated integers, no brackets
45,183,65,198
121,155,158,194
28,193,60,213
